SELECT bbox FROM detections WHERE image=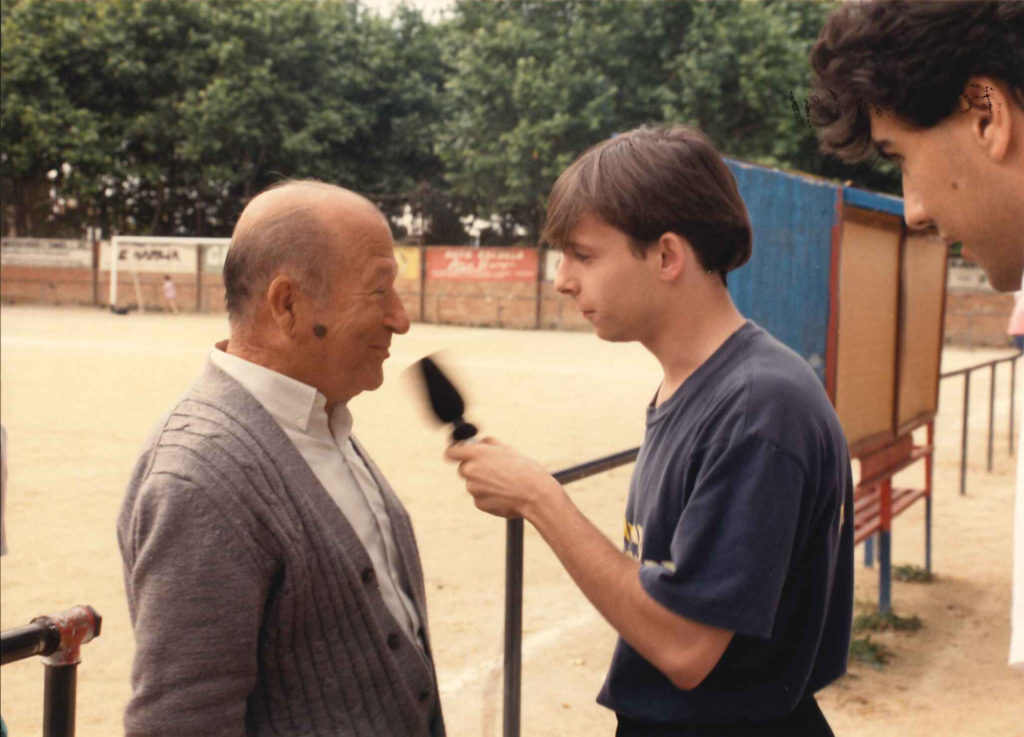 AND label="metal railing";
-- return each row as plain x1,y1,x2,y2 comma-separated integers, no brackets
0,605,102,737
940,351,1020,495
503,448,639,737
501,352,1020,735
